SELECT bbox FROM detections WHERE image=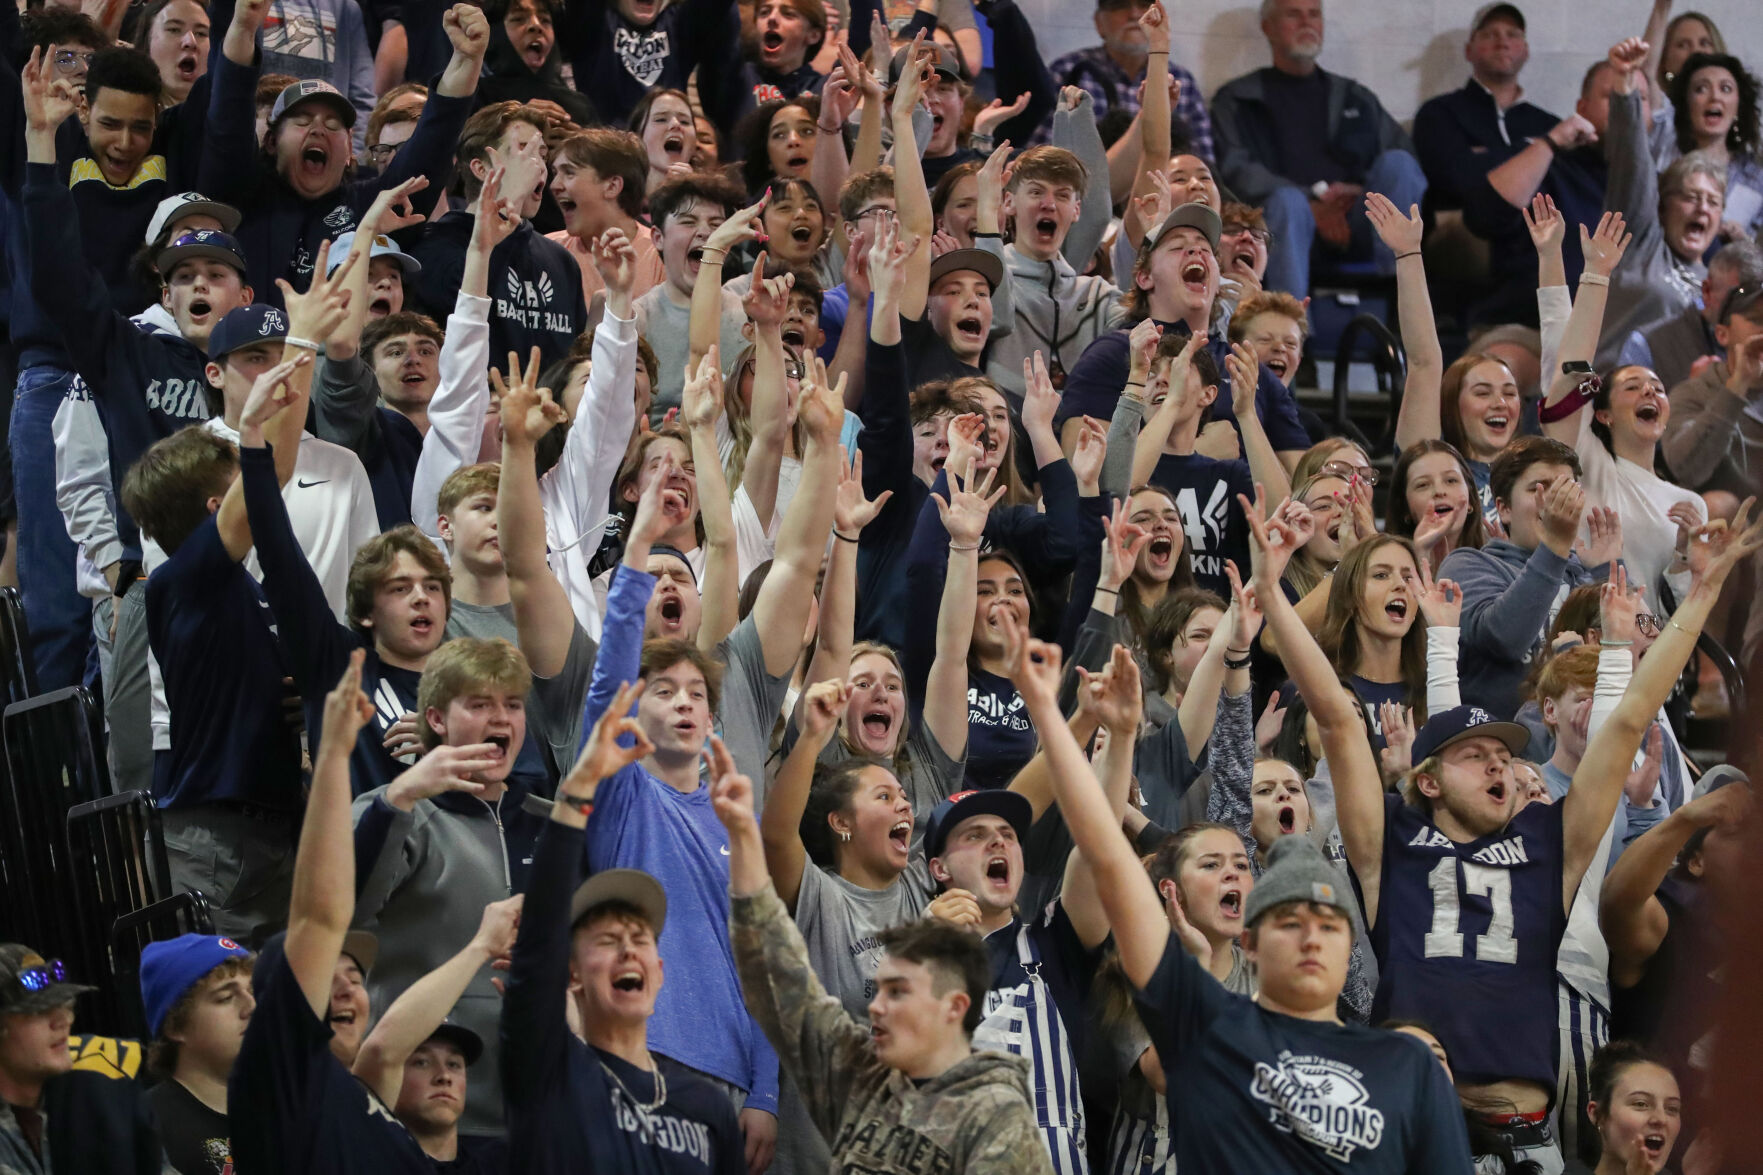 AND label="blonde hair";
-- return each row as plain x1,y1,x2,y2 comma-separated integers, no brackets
437,462,500,521
416,637,532,749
